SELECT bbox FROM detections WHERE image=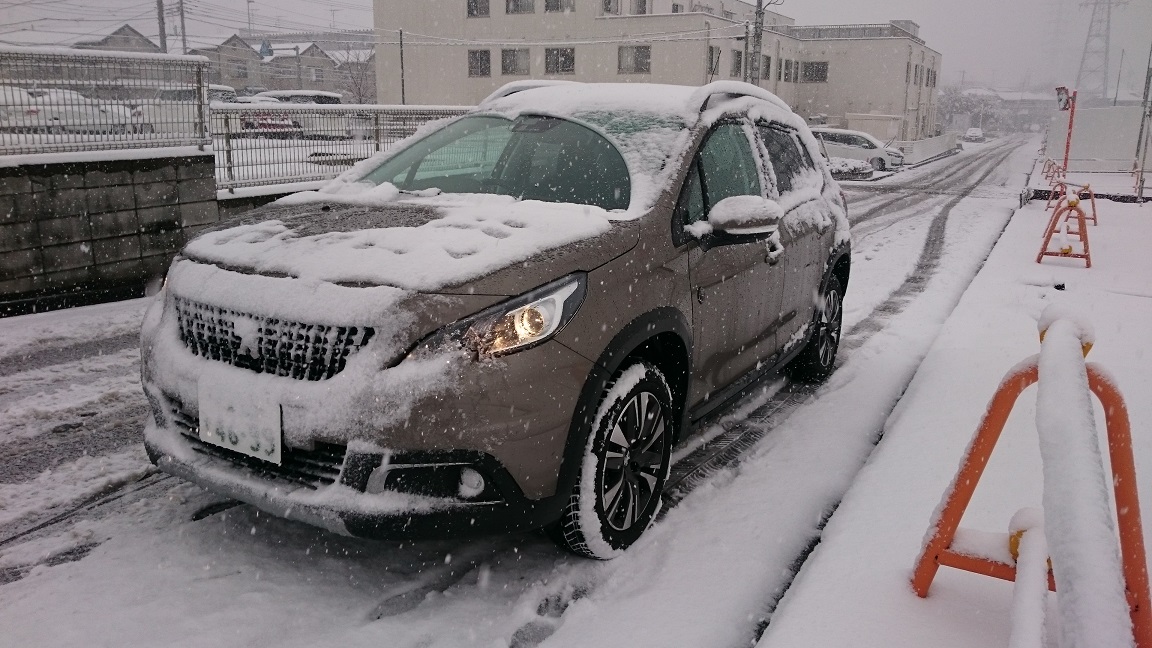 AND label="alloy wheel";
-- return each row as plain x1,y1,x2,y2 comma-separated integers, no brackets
598,391,668,532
